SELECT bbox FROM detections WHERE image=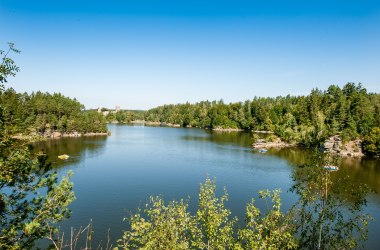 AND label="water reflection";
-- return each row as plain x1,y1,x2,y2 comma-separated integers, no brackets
290,154,371,249
31,136,108,169
182,130,253,149
271,148,380,194
340,157,380,194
